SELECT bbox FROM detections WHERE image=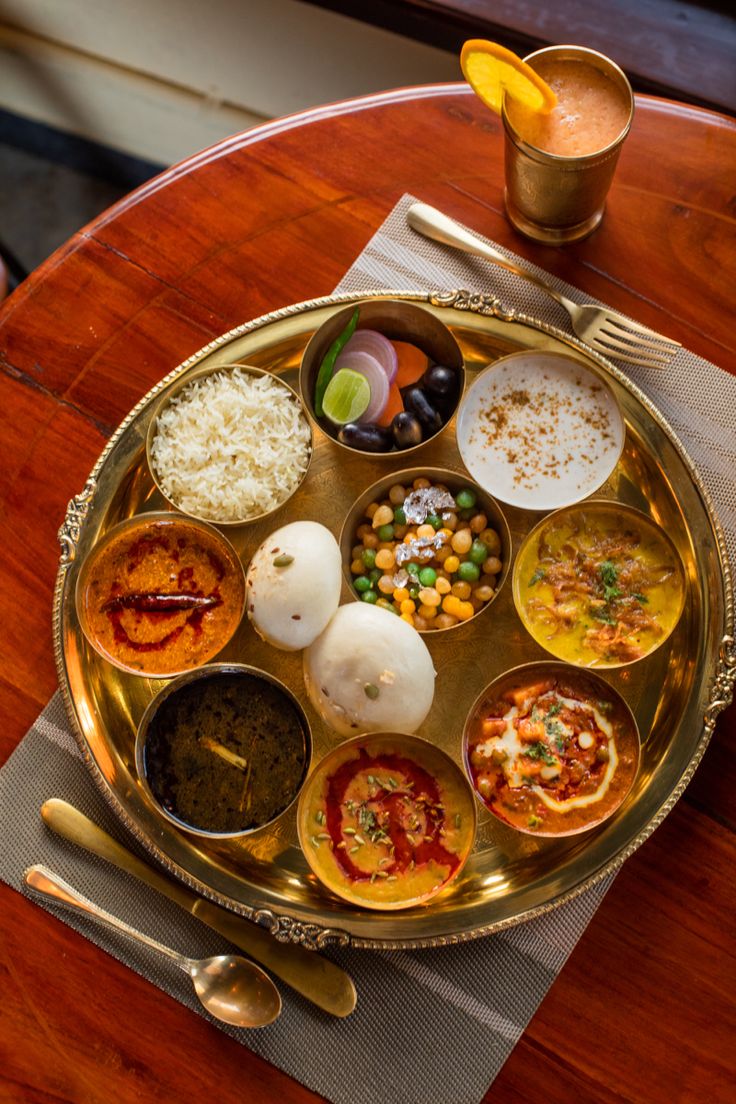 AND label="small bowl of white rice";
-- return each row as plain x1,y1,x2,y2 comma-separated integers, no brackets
147,365,313,525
